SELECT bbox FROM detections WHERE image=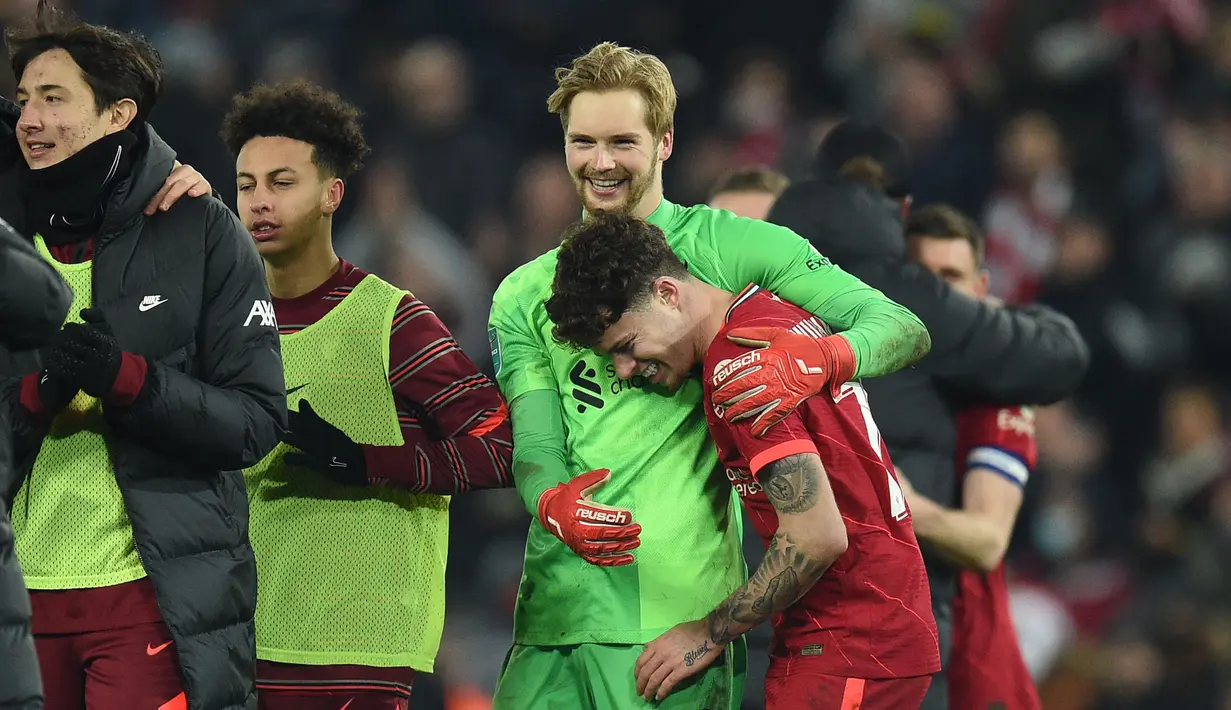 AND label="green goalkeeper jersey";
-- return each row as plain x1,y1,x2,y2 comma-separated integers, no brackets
488,199,928,646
